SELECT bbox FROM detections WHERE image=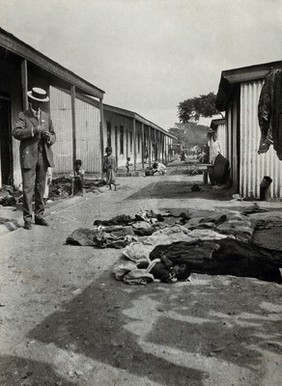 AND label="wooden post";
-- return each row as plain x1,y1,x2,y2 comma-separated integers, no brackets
162,133,164,164
21,59,28,110
115,126,118,168
71,85,77,166
141,122,144,170
99,98,105,177
153,128,156,162
126,127,129,160
156,130,159,161
133,118,136,171
164,134,167,164
148,126,152,167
